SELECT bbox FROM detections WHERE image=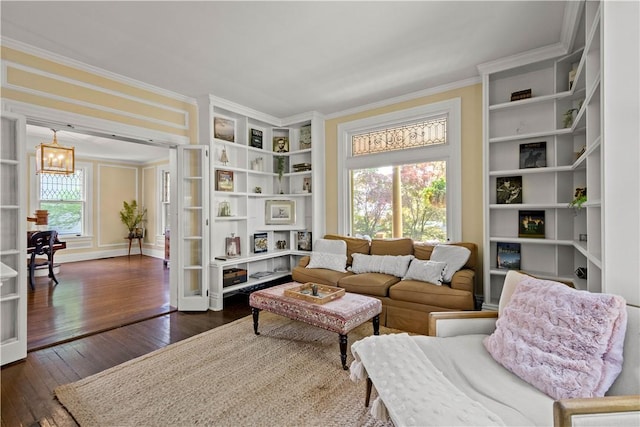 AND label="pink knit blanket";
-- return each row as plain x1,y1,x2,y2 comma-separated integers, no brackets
484,276,627,400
